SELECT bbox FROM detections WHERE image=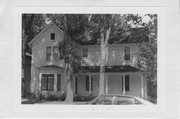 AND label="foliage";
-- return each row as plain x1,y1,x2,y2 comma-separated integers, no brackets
73,95,96,102
126,14,158,98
